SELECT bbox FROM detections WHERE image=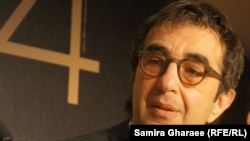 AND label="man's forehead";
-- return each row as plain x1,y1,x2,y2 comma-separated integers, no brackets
143,24,225,71
144,44,210,64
